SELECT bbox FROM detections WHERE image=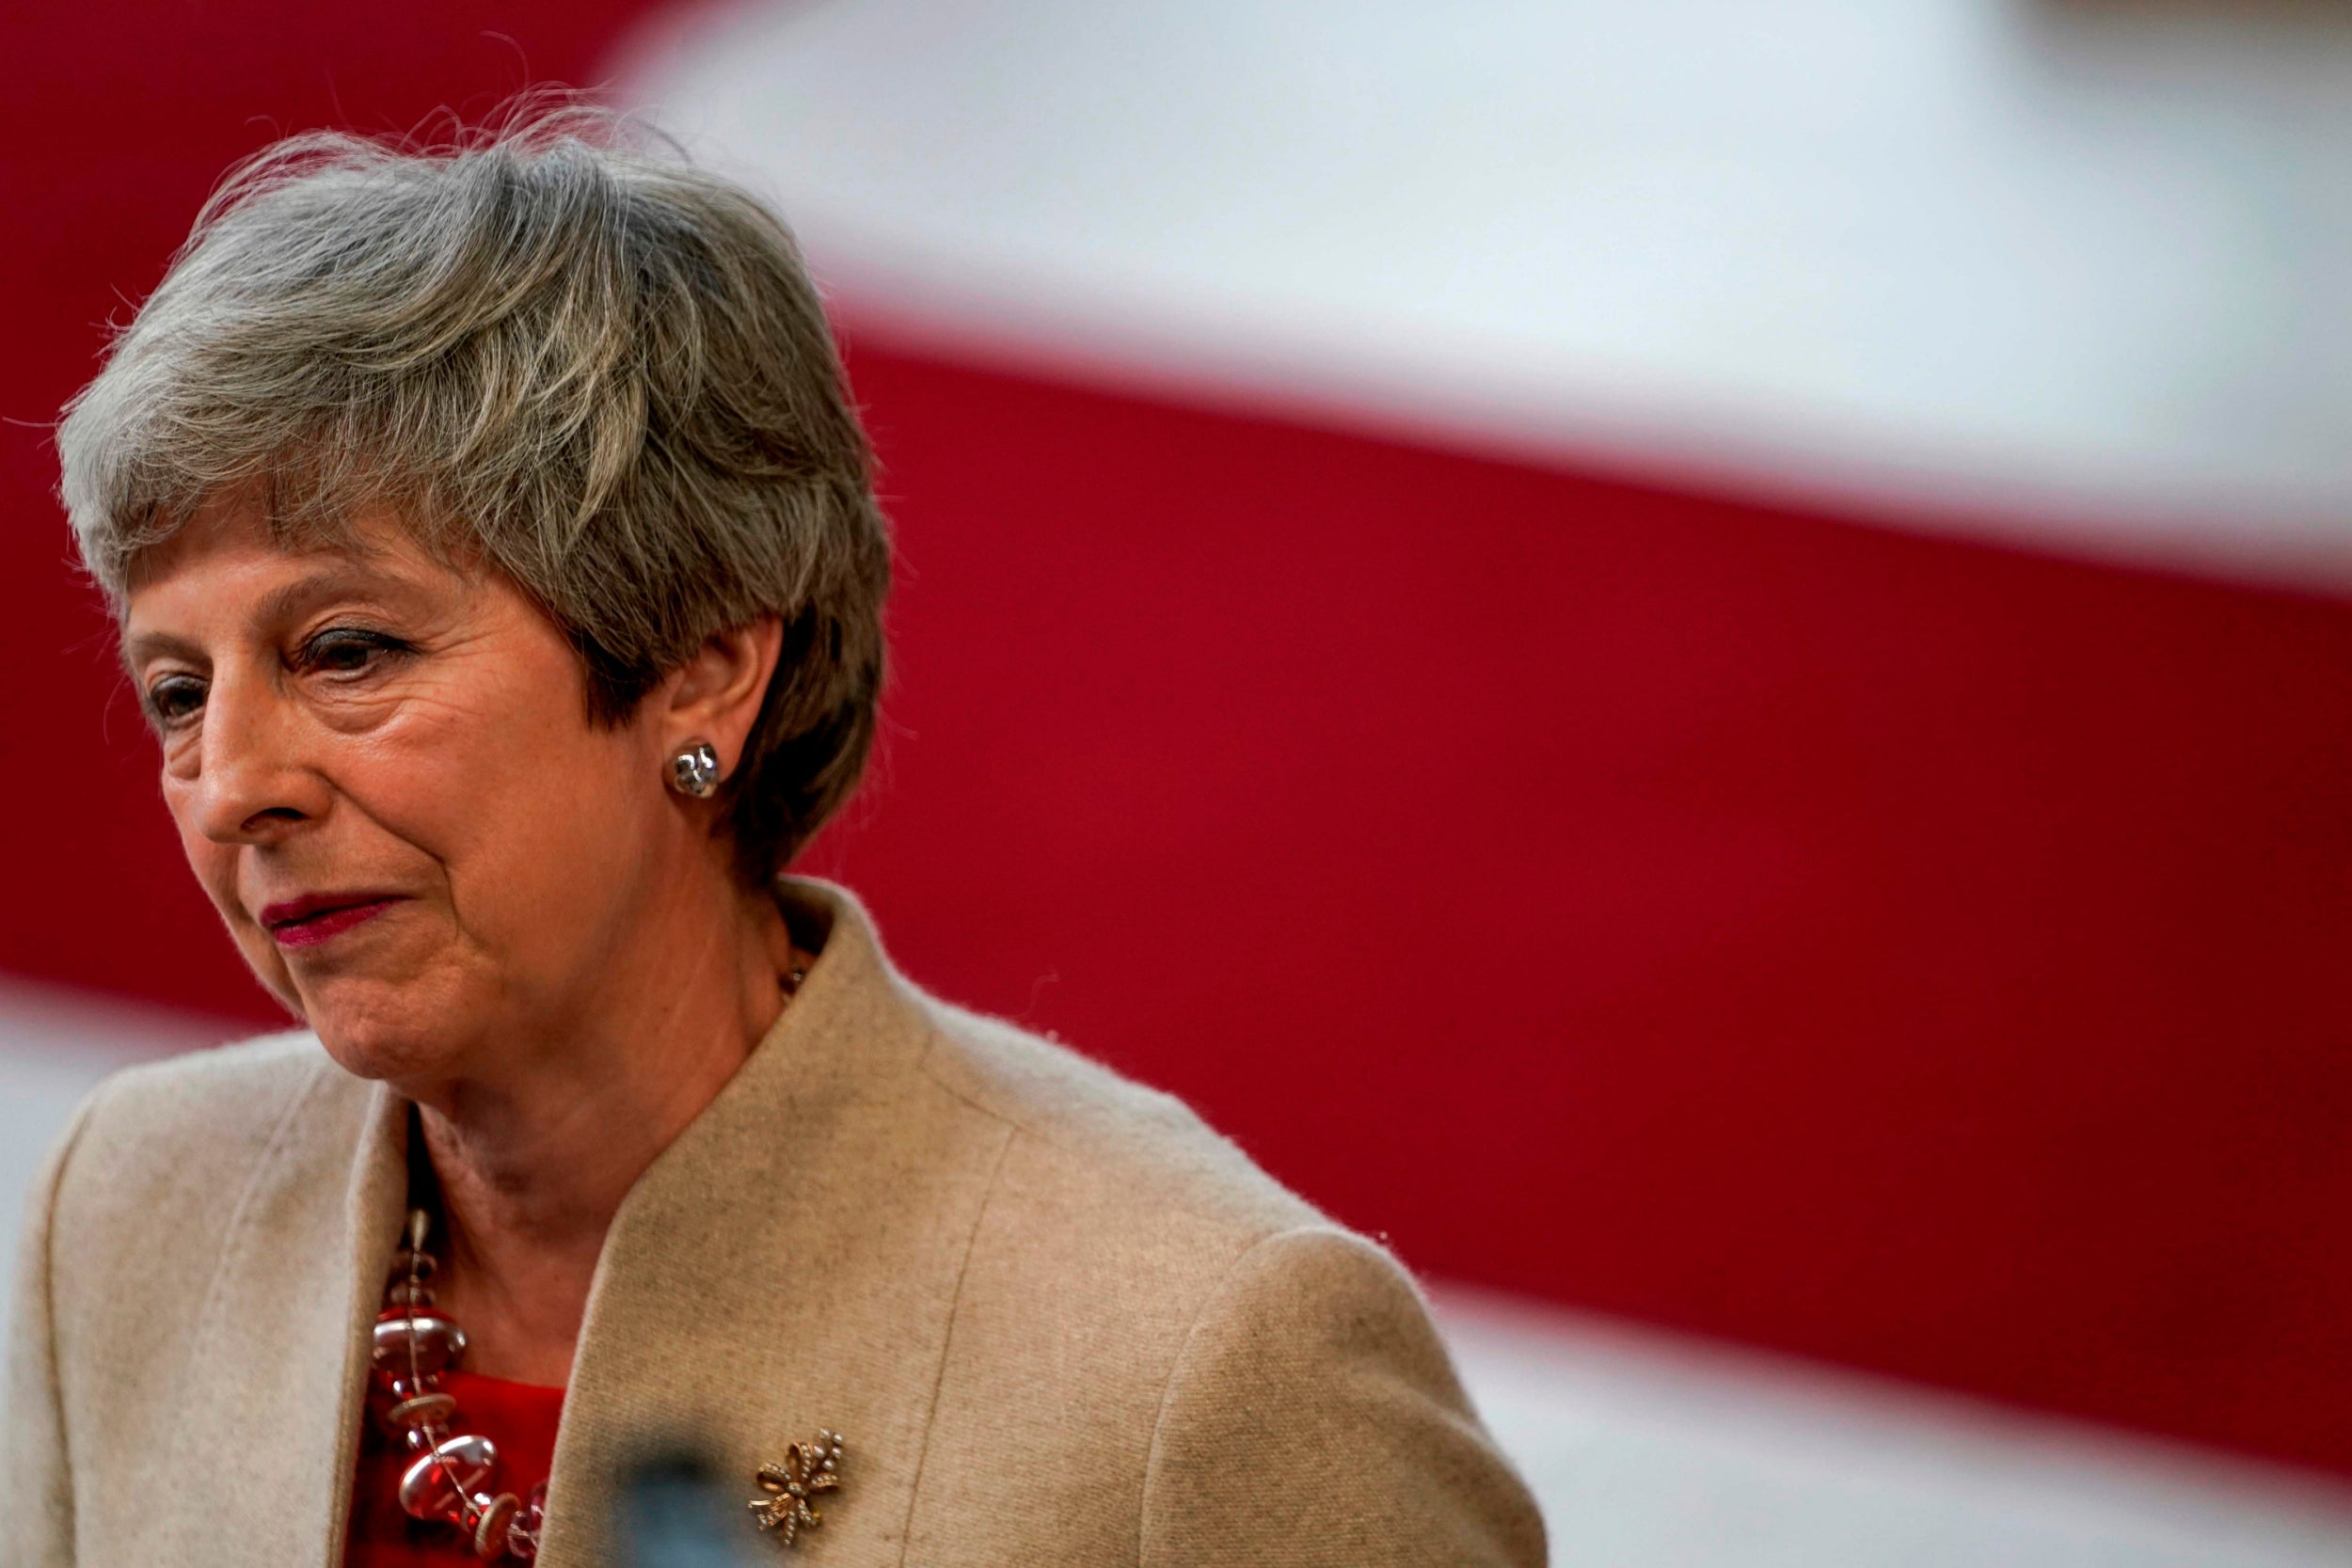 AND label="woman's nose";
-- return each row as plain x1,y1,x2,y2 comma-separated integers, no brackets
184,673,328,845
